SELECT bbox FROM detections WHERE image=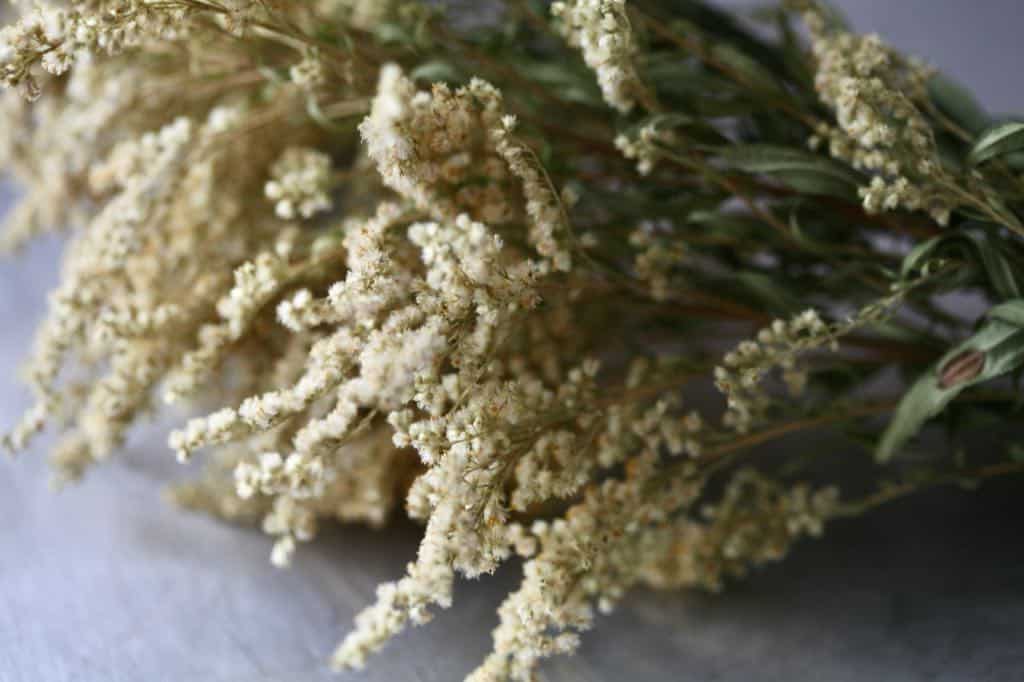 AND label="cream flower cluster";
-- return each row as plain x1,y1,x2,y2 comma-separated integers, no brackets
0,4,73,98
641,469,840,593
169,202,542,583
361,64,572,270
330,234,548,668
265,147,334,220
0,58,147,252
3,113,206,476
801,5,954,224
715,309,829,433
551,0,641,113
615,124,657,175
469,450,704,681
0,1,186,99
715,281,908,434
289,48,328,92
359,64,504,219
628,219,688,300
492,113,573,271
338,352,707,674
162,253,285,404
